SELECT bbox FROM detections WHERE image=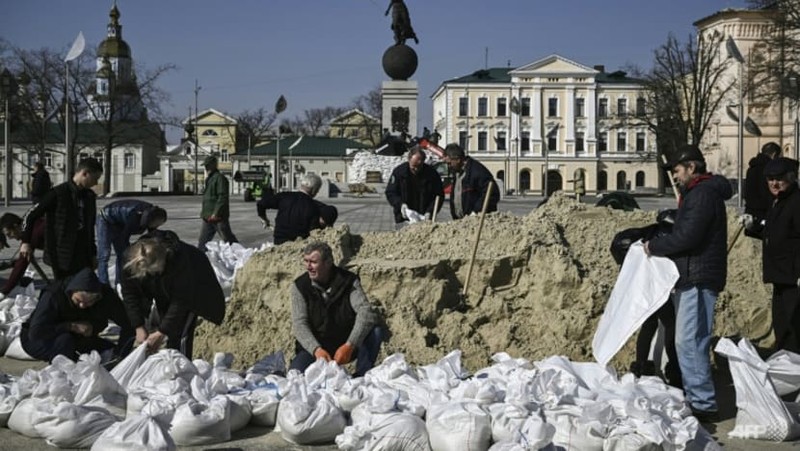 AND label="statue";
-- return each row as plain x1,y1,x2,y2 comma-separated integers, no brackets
385,0,419,45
